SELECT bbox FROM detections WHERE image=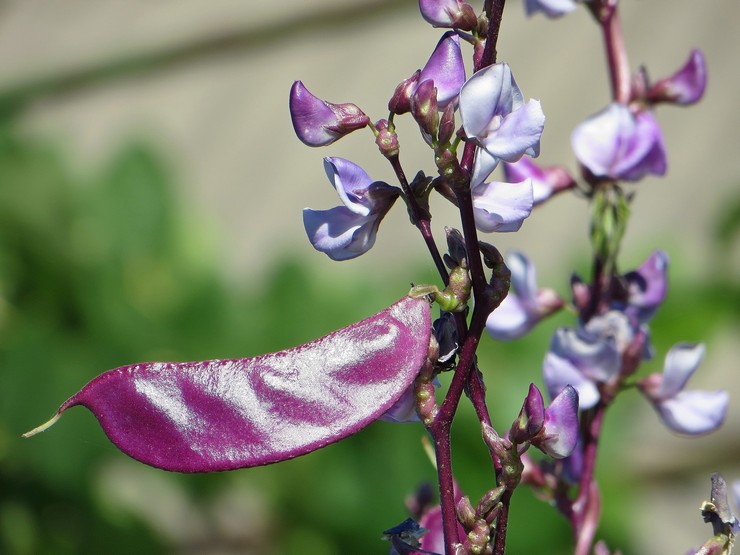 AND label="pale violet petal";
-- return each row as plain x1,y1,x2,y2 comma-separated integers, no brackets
485,294,533,340
540,385,579,458
471,146,500,187
507,250,538,308
379,384,421,423
524,0,577,17
471,179,534,233
459,63,517,138
481,99,545,162
551,327,621,384
303,206,379,261
656,389,728,435
657,343,705,399
419,32,466,108
323,157,373,215
572,103,633,178
543,352,600,409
